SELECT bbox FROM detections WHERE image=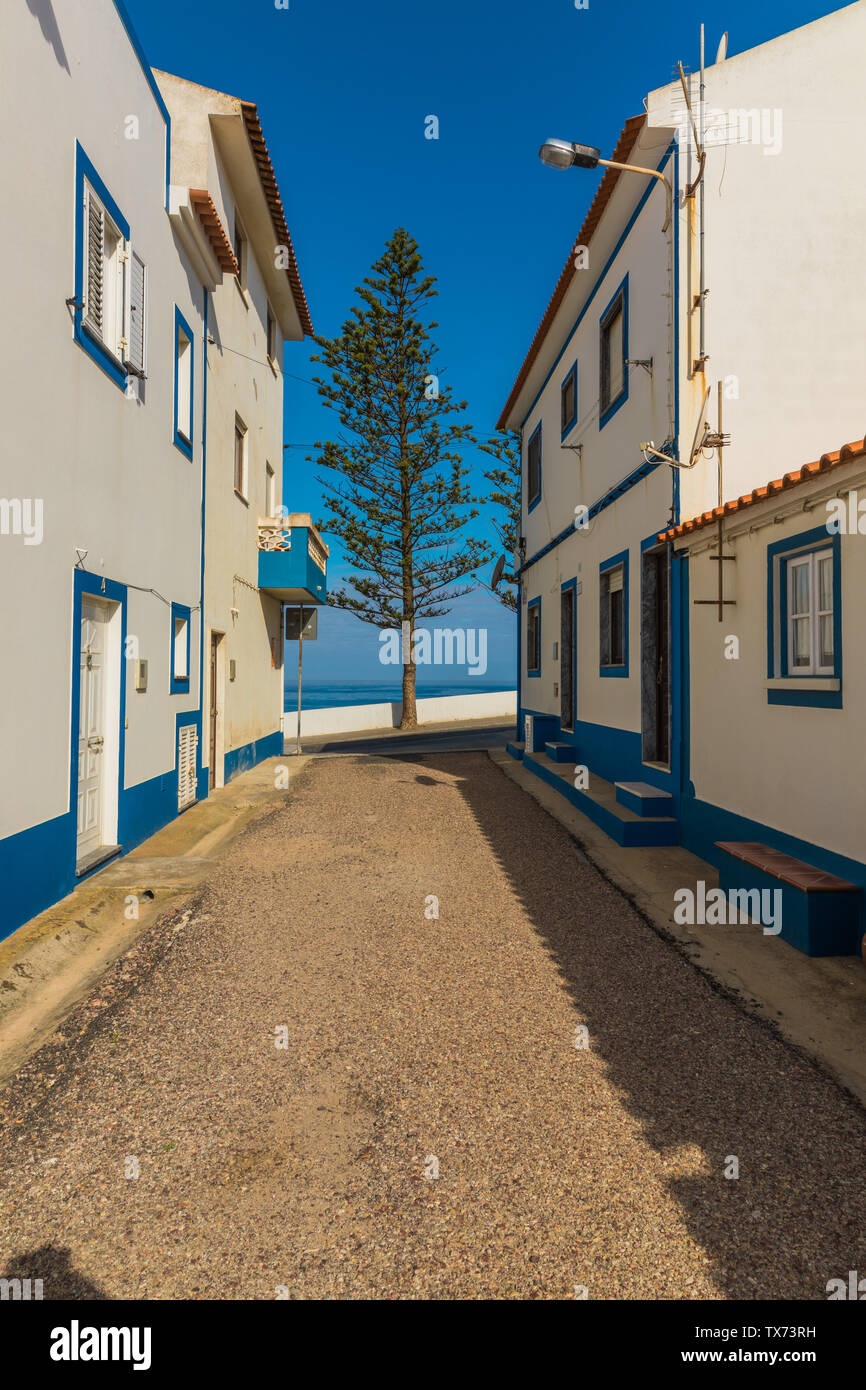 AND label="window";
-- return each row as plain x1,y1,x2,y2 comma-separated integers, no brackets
600,552,629,676
170,603,190,692
599,277,628,427
786,548,834,676
561,364,577,437
75,144,132,389
267,305,277,362
127,251,147,378
527,598,541,676
266,462,276,517
173,308,194,458
527,422,542,512
767,527,841,707
83,184,124,361
234,415,248,499
233,215,247,290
